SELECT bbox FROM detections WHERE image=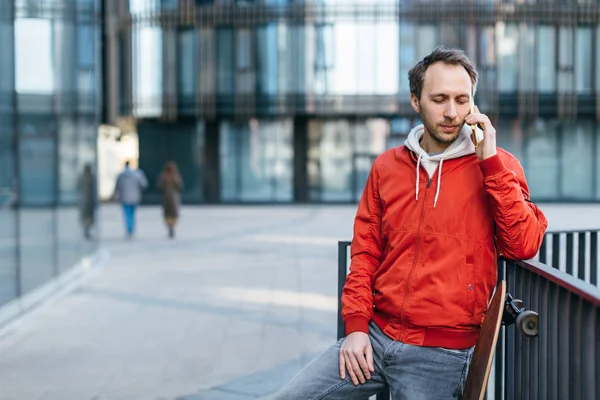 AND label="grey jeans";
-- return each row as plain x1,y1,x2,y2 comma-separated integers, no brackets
274,321,473,400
